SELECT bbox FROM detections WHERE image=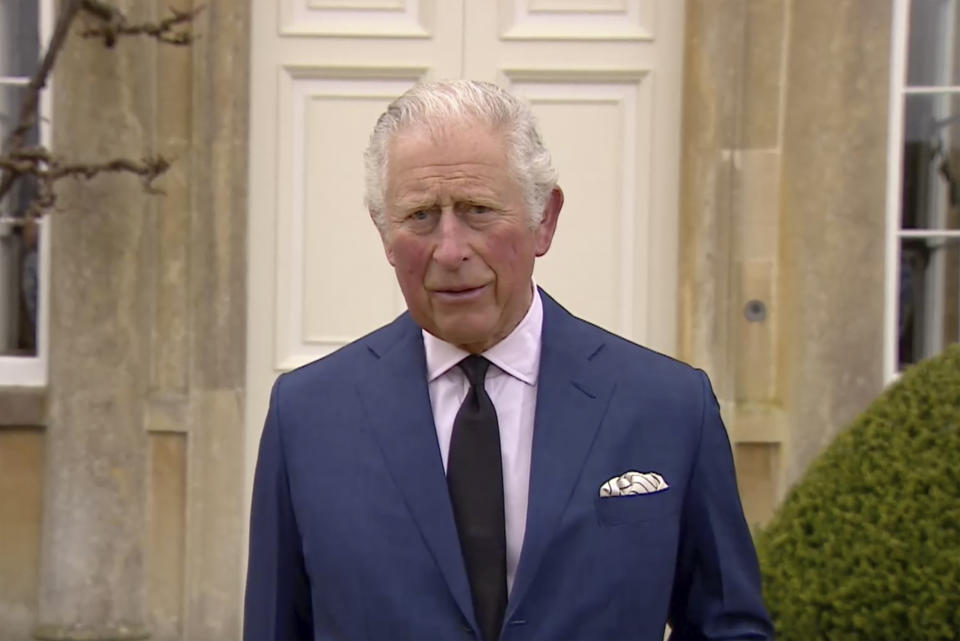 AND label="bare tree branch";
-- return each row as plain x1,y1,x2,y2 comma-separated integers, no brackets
0,0,84,200
80,1,203,47
0,148,169,185
0,0,200,221
0,148,170,224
